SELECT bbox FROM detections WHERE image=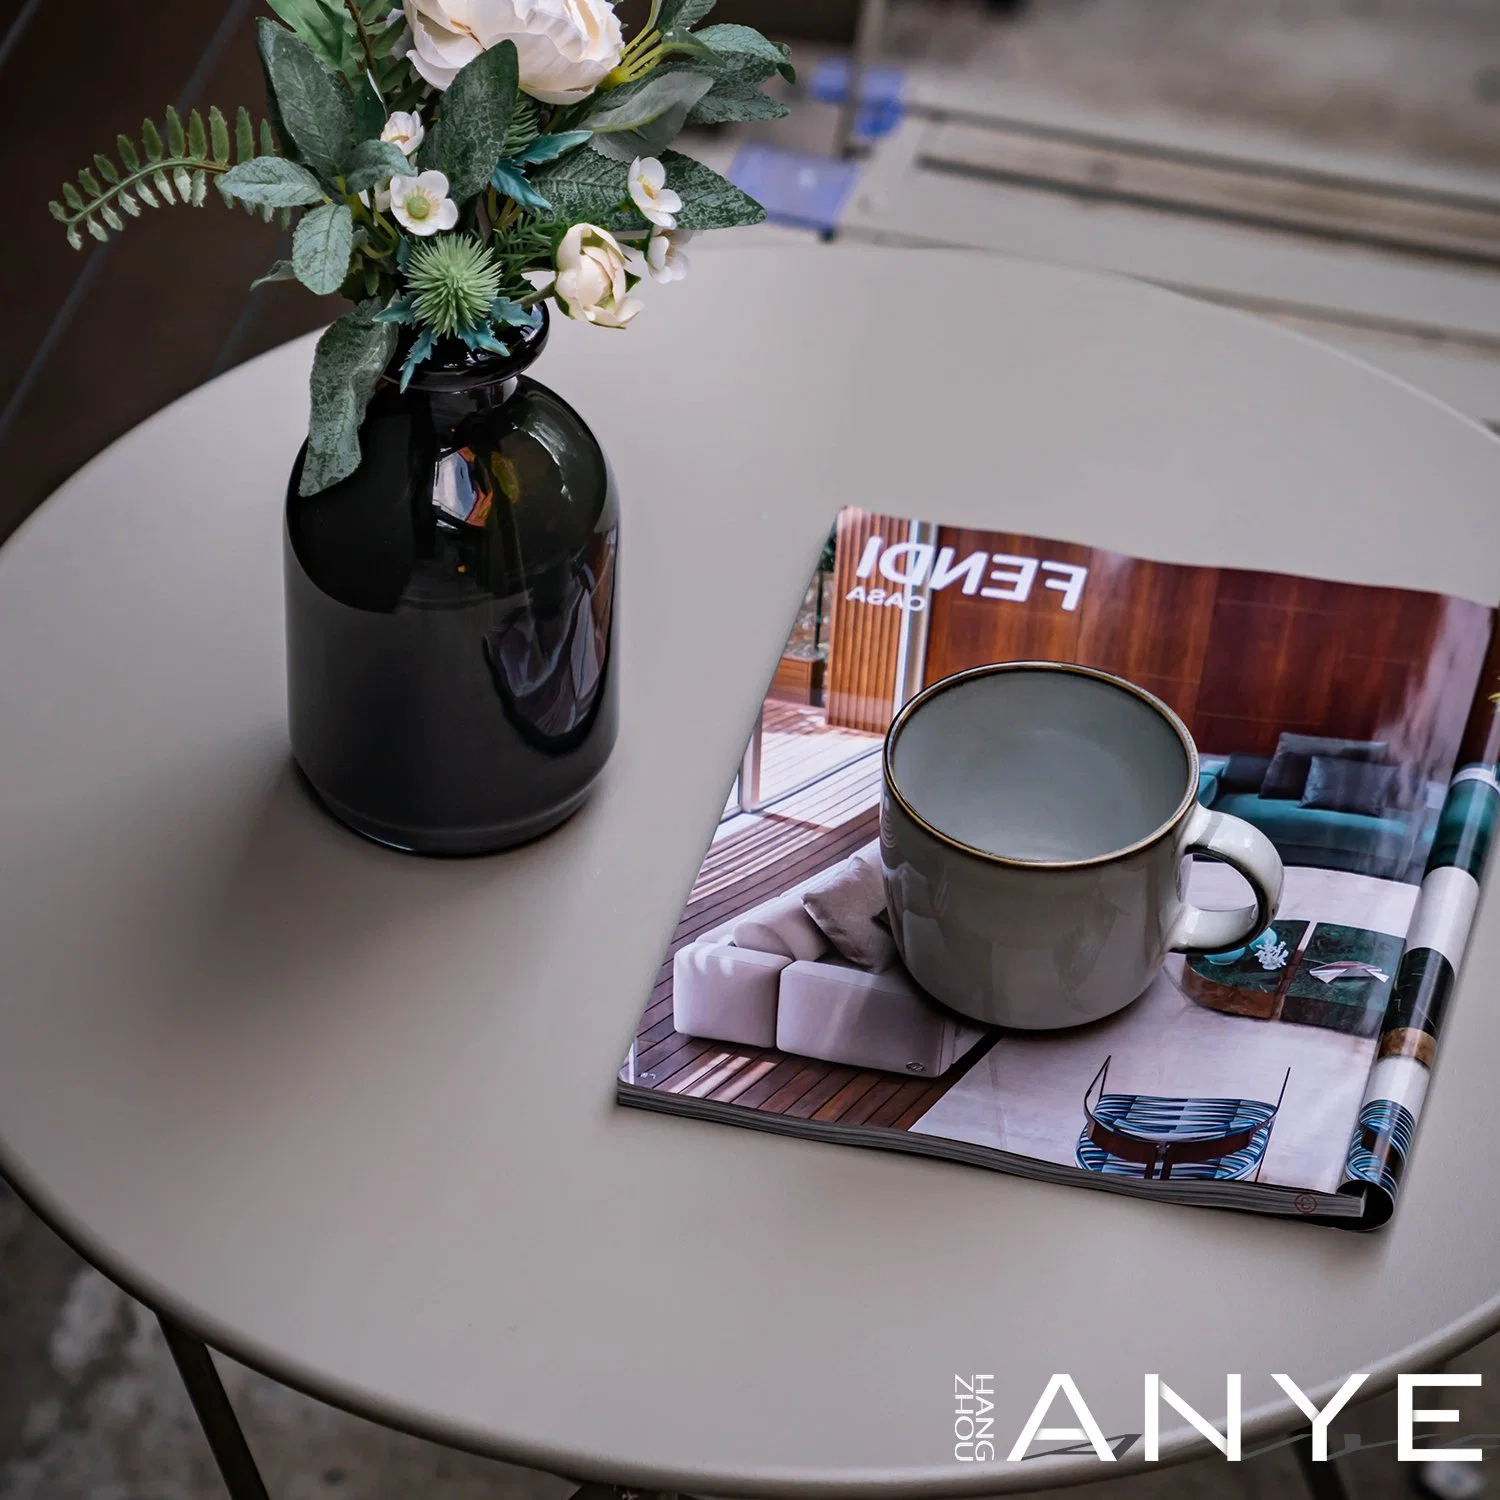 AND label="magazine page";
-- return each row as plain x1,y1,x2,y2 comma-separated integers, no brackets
619,506,1496,1228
